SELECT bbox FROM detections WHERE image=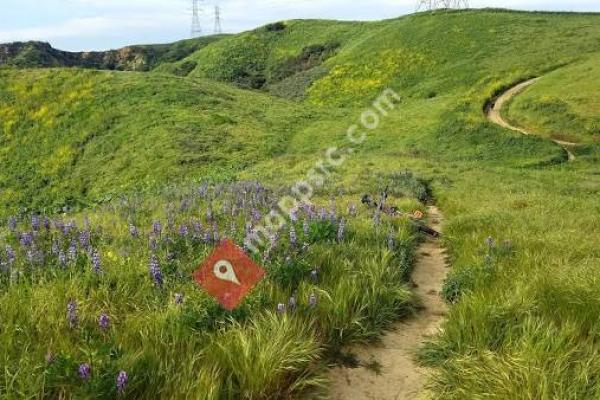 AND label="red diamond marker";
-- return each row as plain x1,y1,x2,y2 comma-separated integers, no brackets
193,239,265,310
